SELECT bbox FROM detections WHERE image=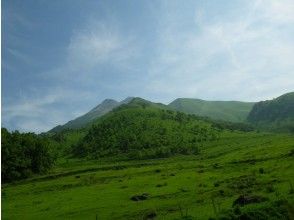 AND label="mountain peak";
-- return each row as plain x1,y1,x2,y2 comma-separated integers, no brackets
101,98,118,104
120,97,135,104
